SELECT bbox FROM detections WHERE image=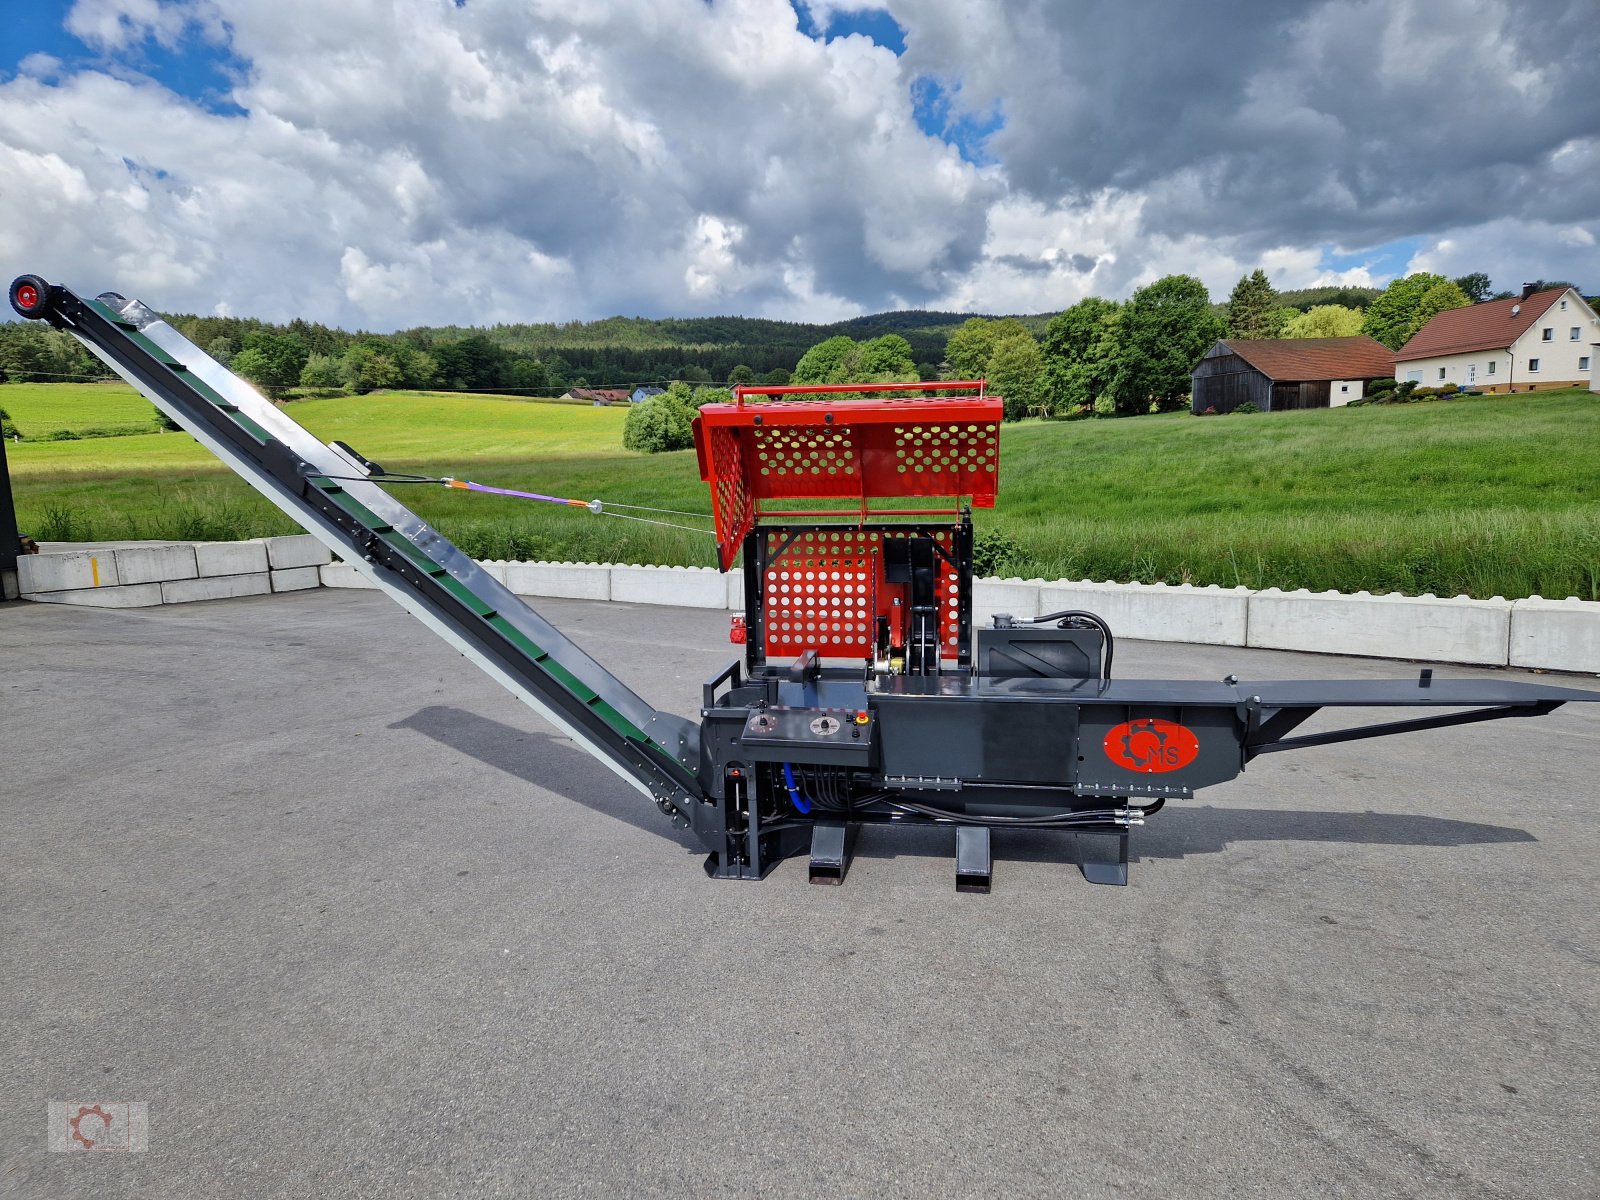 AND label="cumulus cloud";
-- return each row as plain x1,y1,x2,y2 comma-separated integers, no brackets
0,0,1595,328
